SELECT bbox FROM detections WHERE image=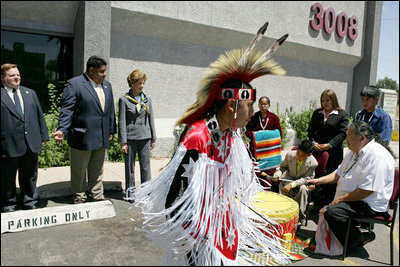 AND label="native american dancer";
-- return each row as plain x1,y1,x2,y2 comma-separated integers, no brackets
132,22,291,265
